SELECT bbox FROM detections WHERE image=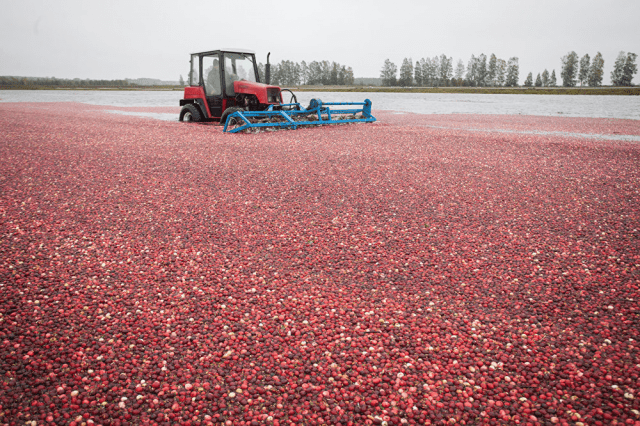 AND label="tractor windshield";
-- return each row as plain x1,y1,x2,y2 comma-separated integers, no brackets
224,53,258,85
